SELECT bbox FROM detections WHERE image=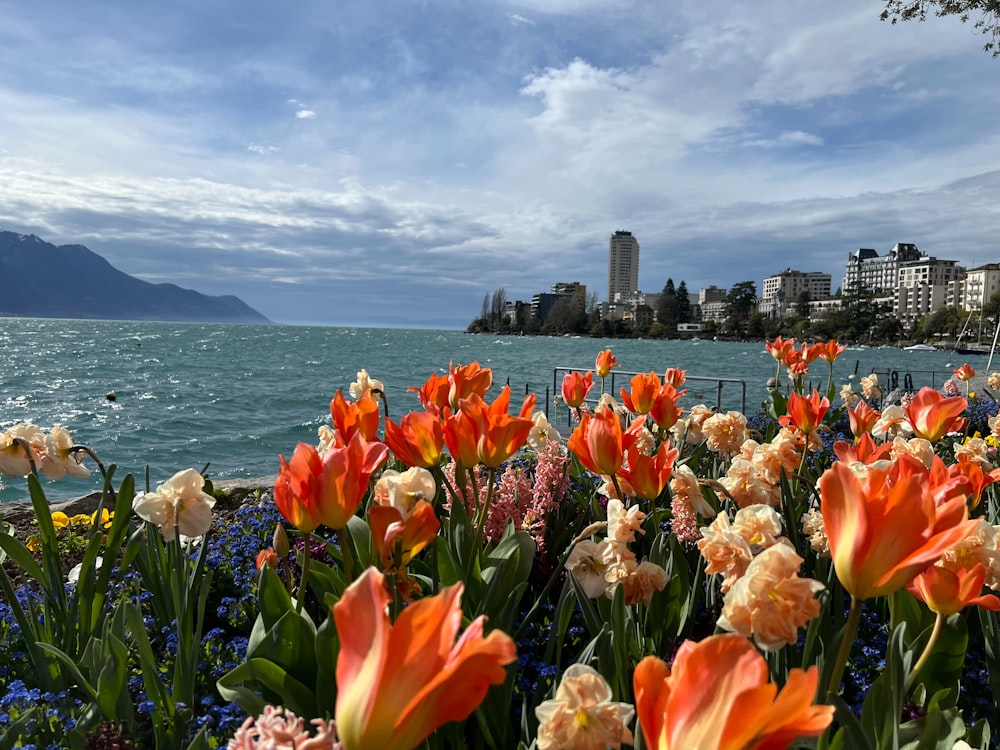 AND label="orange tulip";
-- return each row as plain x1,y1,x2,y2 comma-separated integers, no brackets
448,361,493,409
908,563,1000,616
618,443,678,501
567,408,624,477
814,340,847,364
334,567,516,750
274,432,389,532
369,499,441,573
954,363,976,382
795,342,820,365
848,401,880,439
648,384,685,431
475,395,537,468
786,353,809,380
409,372,451,416
819,457,978,600
950,455,1000,508
663,368,686,388
595,349,618,378
833,434,893,465
633,633,832,750
331,390,381,442
561,370,594,409
443,387,536,468
765,336,796,364
905,387,968,442
780,389,829,434
255,548,279,571
620,371,662,415
384,411,445,468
